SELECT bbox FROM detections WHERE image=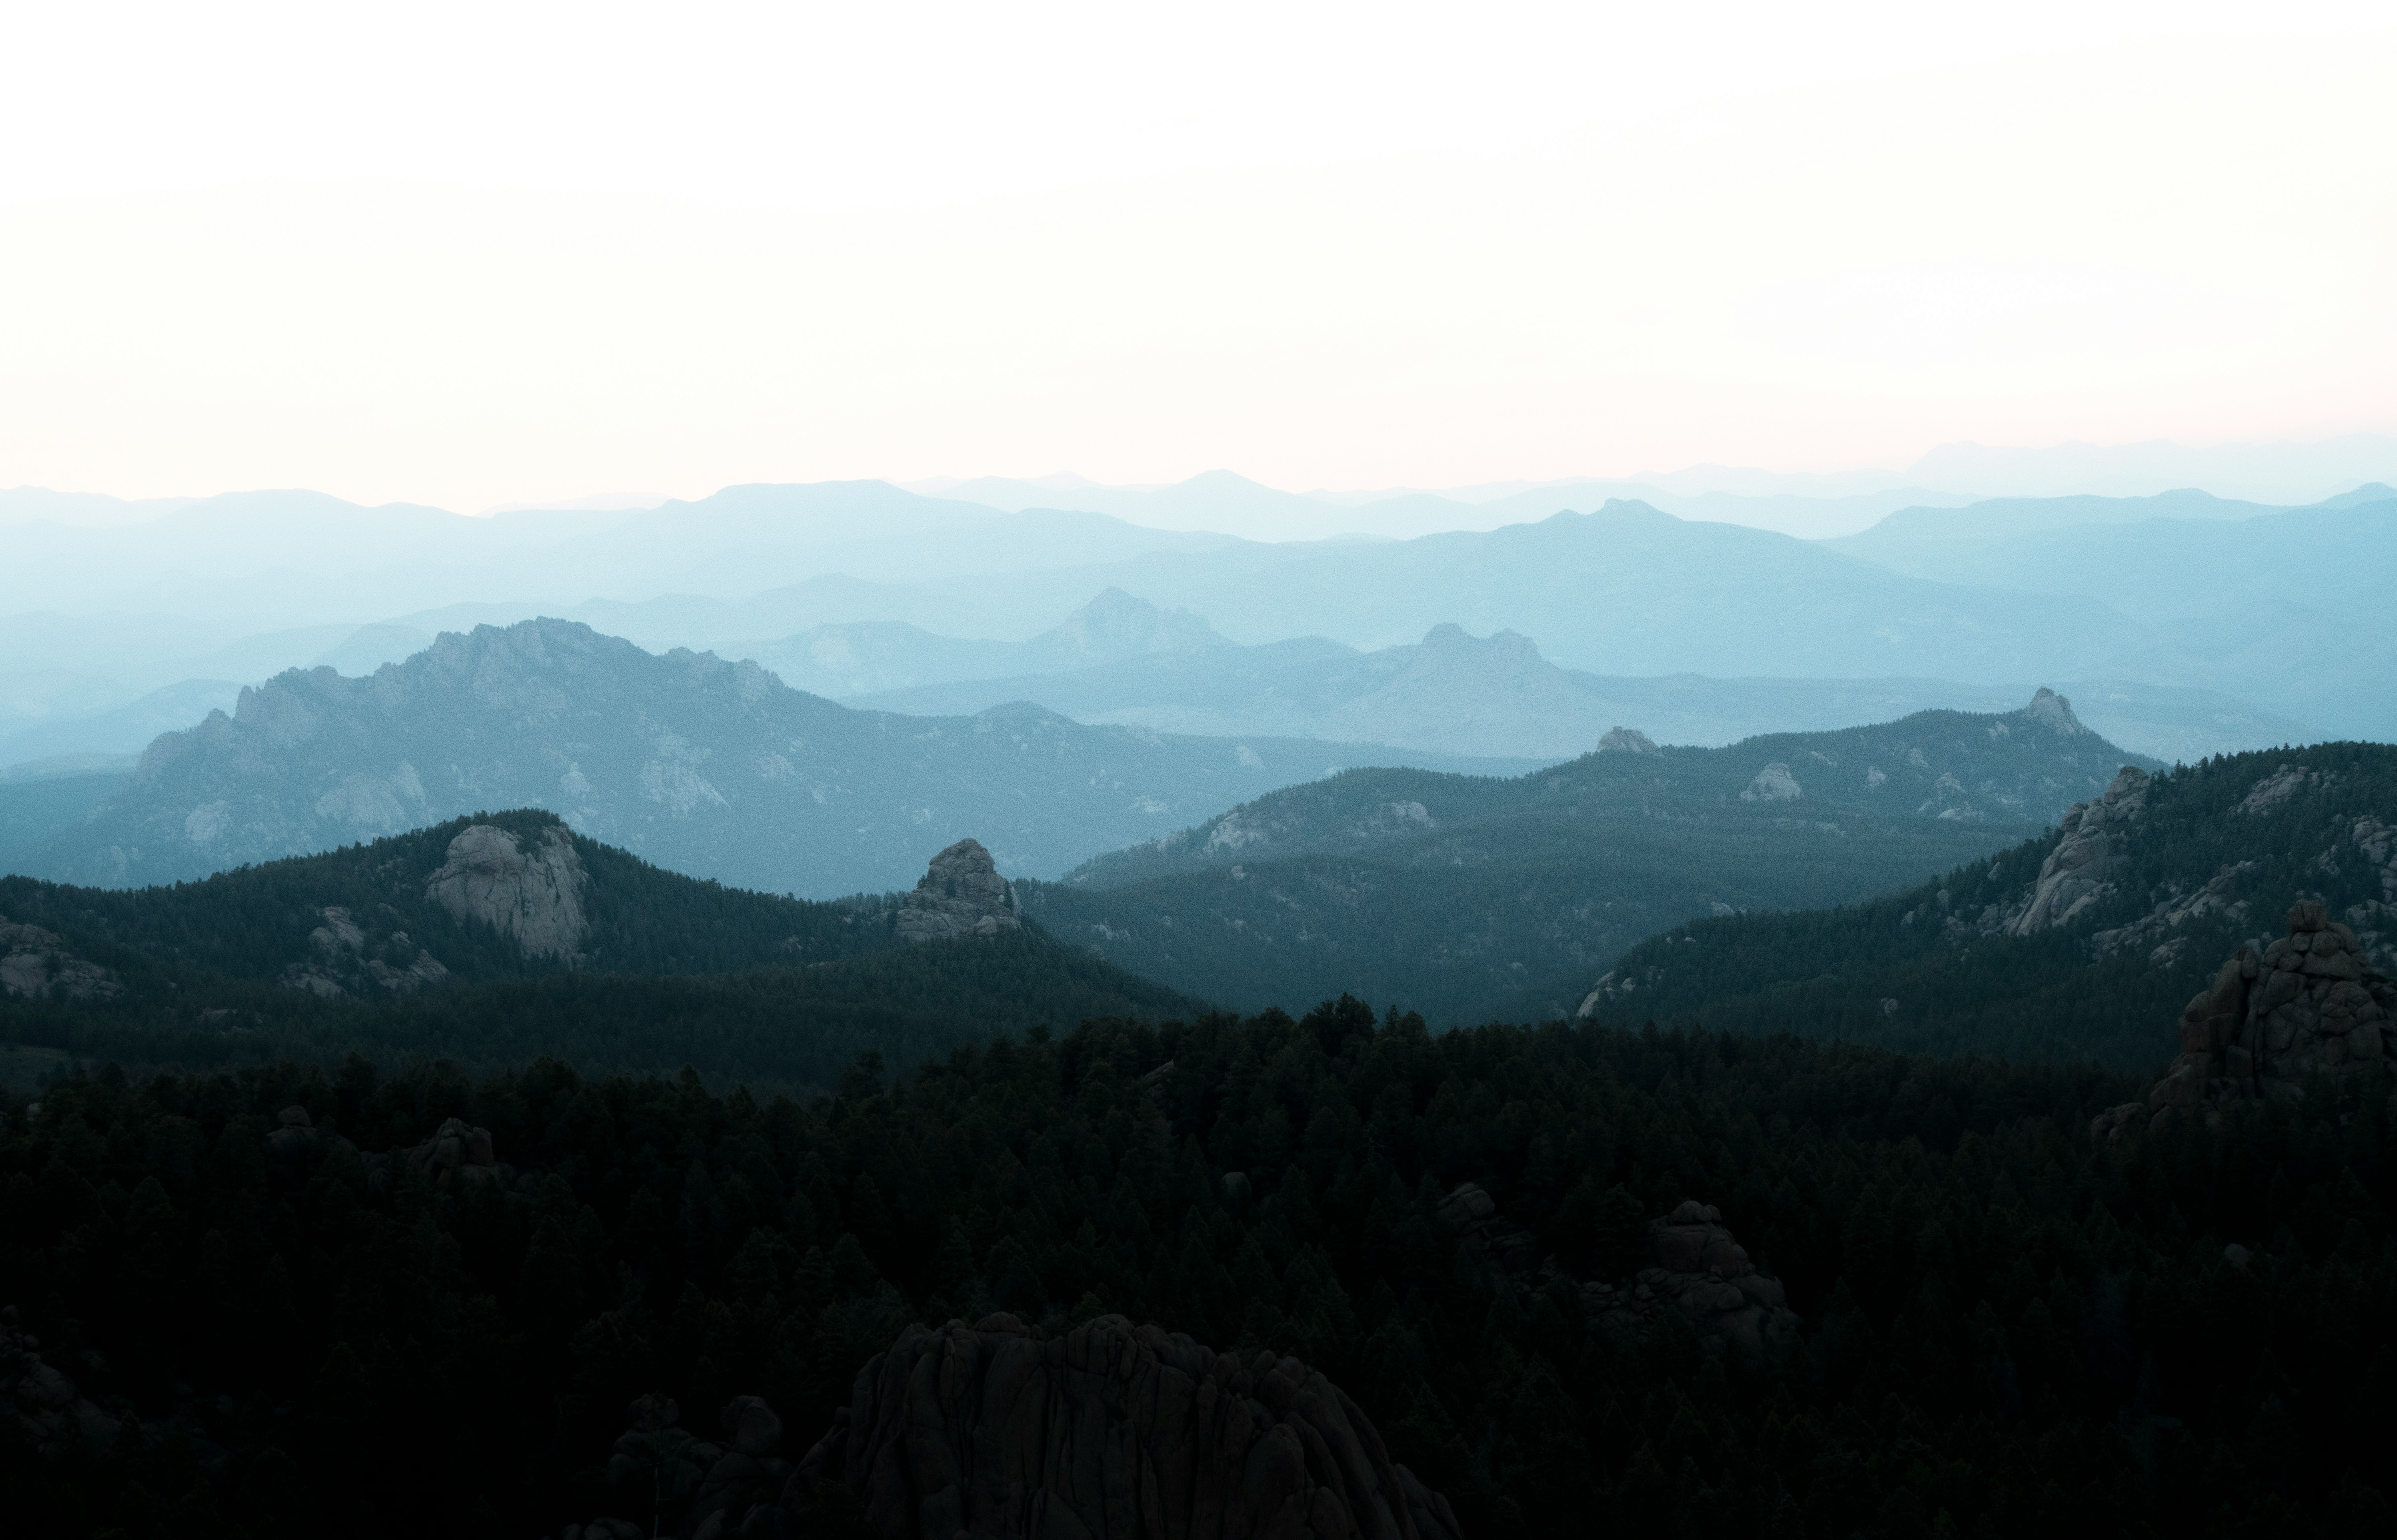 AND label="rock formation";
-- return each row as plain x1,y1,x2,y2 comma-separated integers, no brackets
2008,765,2149,934
1595,726,1658,754
0,915,120,1001
280,905,454,998
1739,763,1802,803
1437,1184,1798,1360
2021,686,2086,736
425,822,590,961
894,839,1023,943
2094,899,2397,1141
788,1314,1459,1540
361,1116,532,1194
1,1304,118,1455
